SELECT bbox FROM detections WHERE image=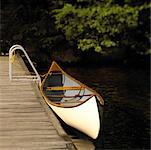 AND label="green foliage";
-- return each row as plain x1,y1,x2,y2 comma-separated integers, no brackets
1,0,150,61
54,1,150,54
78,39,102,52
